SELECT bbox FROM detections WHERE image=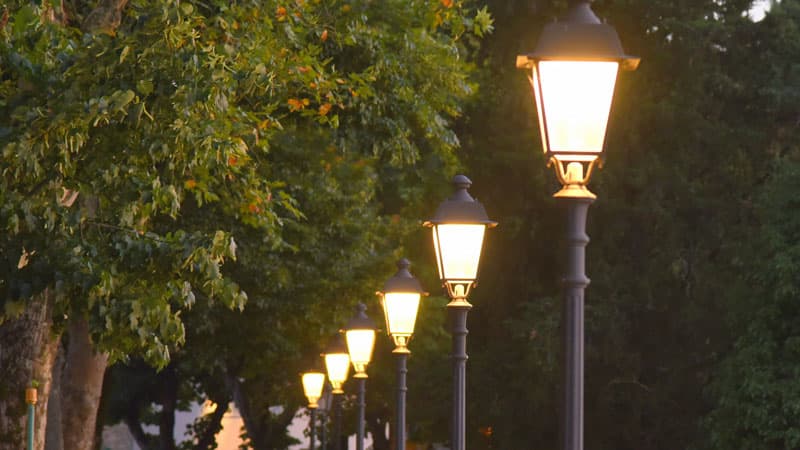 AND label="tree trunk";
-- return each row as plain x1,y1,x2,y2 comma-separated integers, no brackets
225,372,265,448
44,343,65,450
159,367,178,450
0,290,60,450
60,316,109,450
